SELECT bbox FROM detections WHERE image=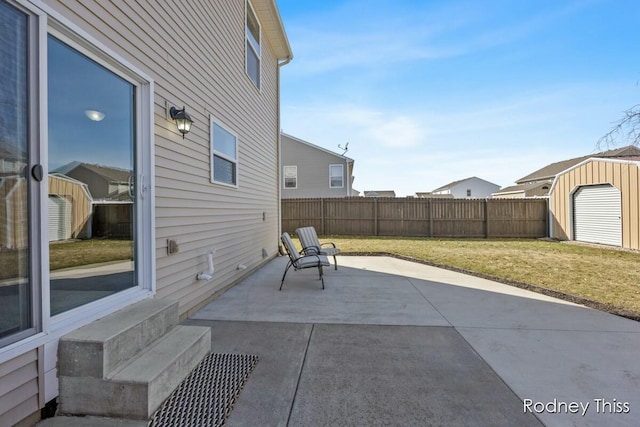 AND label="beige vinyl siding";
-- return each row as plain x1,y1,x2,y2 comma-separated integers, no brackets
2,1,287,424
0,349,39,426
39,0,283,315
550,159,640,250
